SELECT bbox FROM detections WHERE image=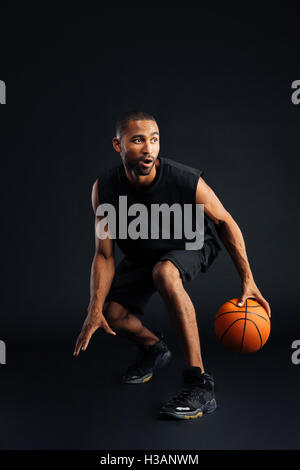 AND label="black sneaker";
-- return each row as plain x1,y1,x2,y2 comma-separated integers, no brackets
121,331,172,384
159,367,217,419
